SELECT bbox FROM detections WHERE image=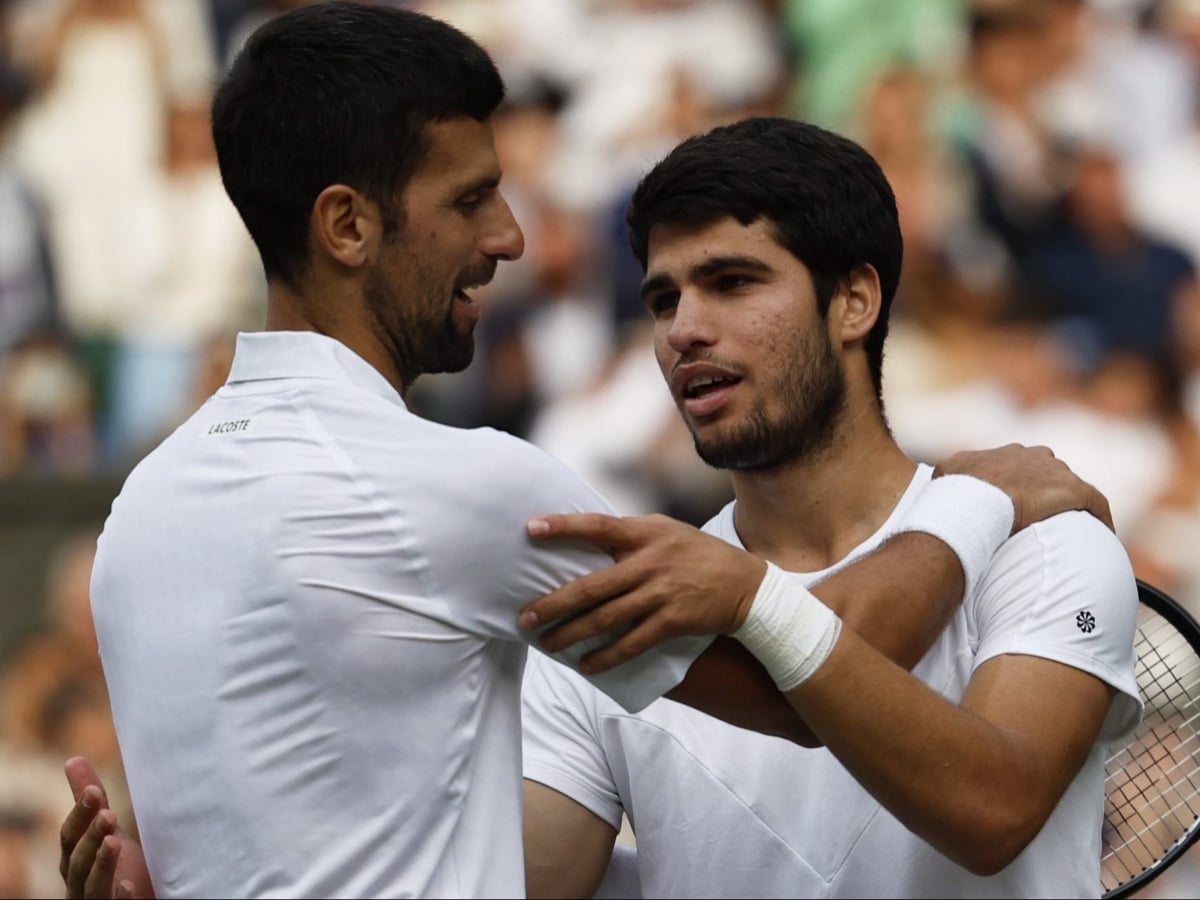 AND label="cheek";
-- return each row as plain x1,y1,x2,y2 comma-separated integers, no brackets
653,333,675,376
